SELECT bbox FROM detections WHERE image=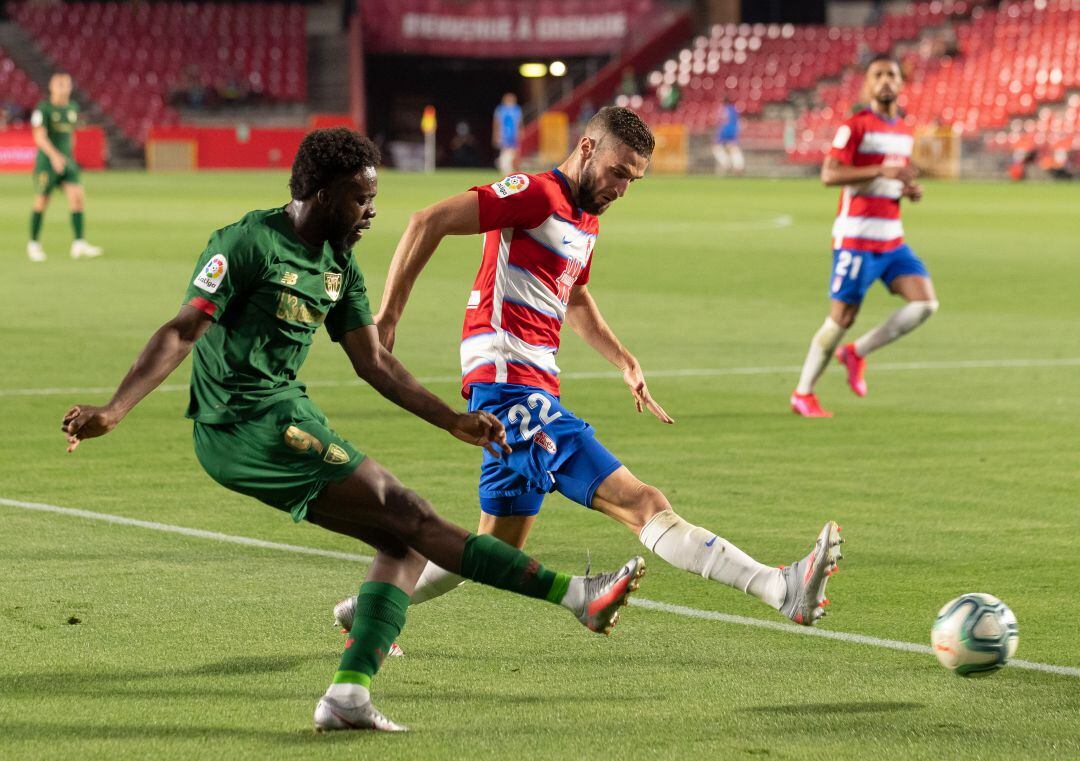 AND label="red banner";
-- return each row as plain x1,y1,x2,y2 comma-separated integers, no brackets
0,127,106,173
147,126,307,169
360,0,655,57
